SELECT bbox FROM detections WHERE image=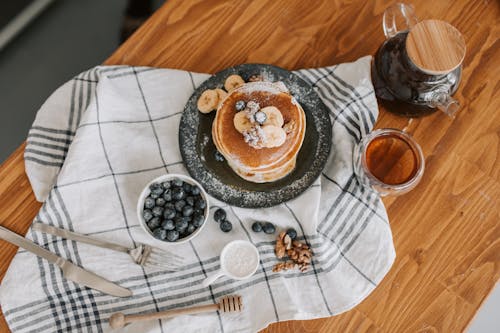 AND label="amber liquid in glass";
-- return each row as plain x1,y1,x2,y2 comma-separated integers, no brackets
365,134,419,185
